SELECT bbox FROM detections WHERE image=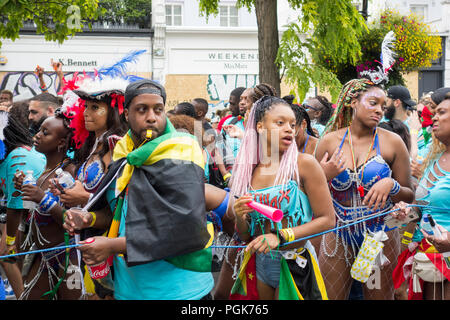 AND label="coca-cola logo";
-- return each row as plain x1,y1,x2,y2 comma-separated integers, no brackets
90,265,109,278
